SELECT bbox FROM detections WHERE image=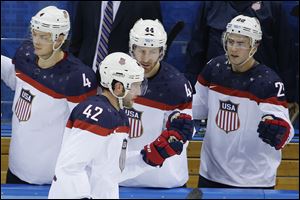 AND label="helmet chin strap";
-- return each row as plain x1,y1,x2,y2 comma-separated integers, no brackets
118,98,124,110
224,34,258,70
227,47,257,70
238,47,256,67
38,40,64,62
109,85,129,110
